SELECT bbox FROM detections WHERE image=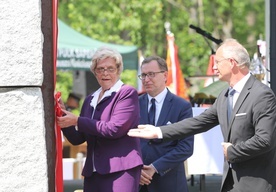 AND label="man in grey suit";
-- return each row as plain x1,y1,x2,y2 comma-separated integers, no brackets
128,39,276,192
138,56,194,192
